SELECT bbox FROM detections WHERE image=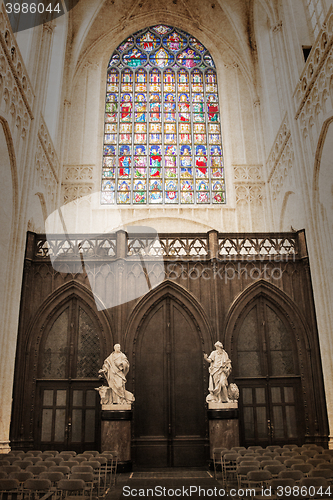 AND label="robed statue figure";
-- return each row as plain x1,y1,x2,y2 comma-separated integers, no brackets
204,341,232,403
97,344,135,405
